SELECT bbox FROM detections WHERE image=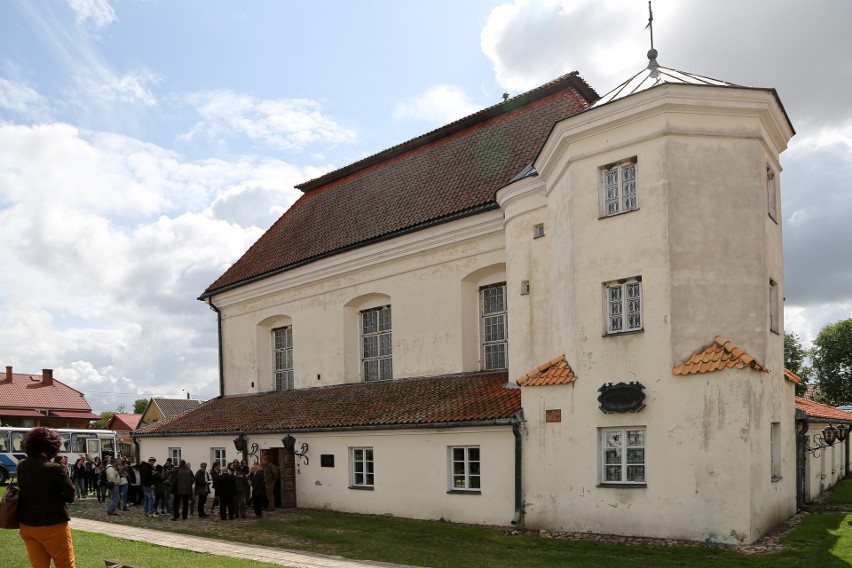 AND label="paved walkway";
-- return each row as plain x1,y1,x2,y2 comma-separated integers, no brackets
70,518,420,568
